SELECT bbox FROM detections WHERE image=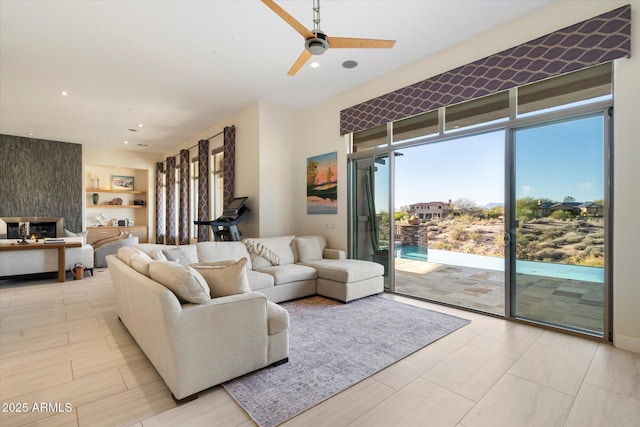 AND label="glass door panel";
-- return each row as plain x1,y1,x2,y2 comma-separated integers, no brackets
351,155,390,289
393,132,505,315
512,113,607,336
